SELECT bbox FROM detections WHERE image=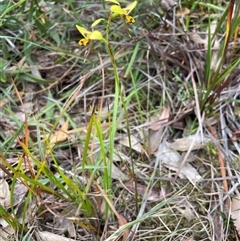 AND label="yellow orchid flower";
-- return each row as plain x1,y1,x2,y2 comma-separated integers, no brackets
106,0,137,23
76,19,104,46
